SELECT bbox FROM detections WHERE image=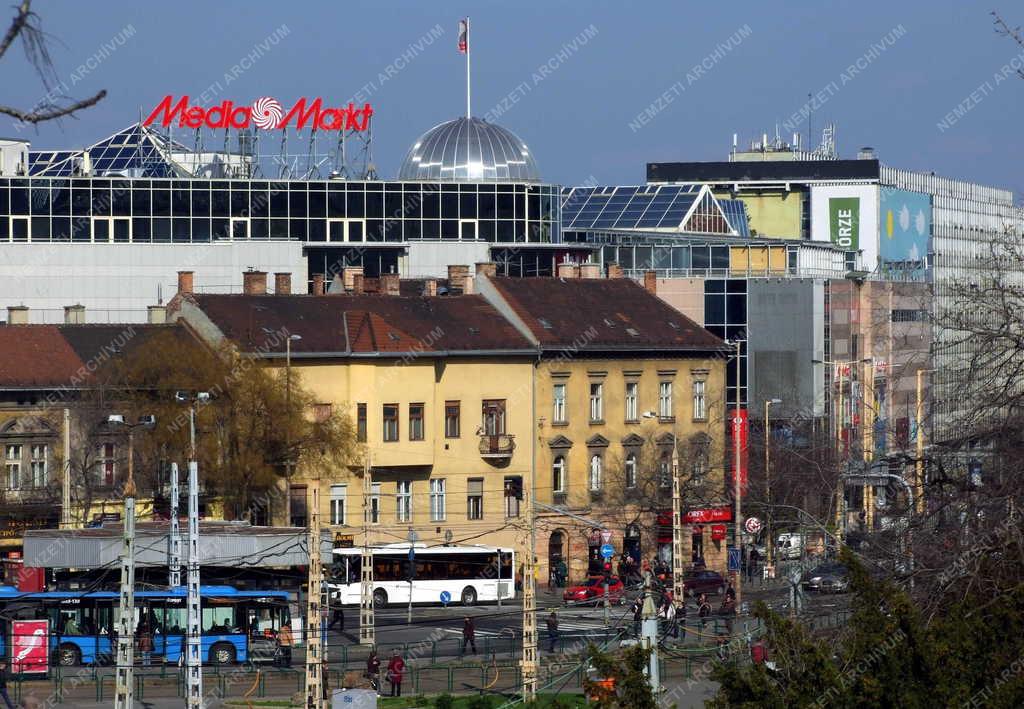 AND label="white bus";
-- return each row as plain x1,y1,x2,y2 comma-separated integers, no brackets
329,544,515,607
